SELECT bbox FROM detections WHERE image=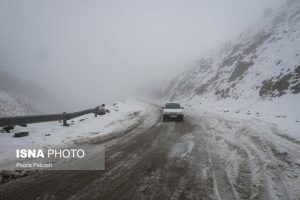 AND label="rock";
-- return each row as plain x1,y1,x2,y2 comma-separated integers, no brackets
45,134,51,136
0,170,32,184
3,126,14,133
13,132,29,138
18,124,27,127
